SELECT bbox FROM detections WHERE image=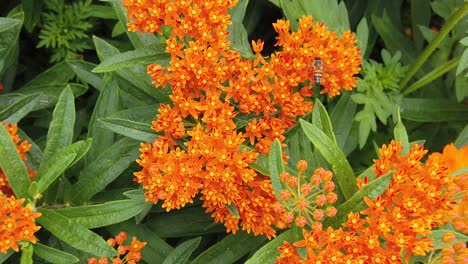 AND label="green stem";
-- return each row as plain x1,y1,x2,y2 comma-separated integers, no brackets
402,57,461,95
399,2,468,89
